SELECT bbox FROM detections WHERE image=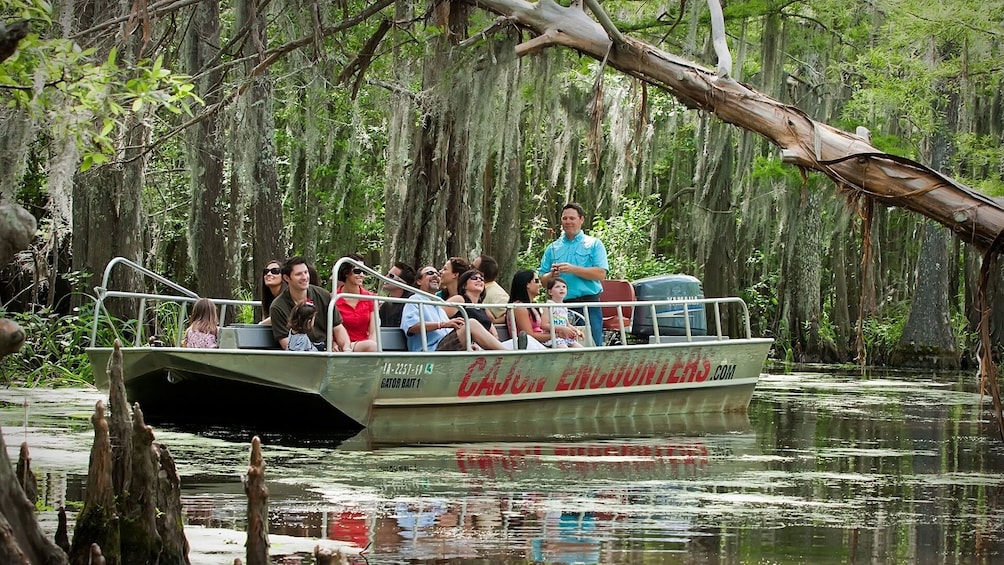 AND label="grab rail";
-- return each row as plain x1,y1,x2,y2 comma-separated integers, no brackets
89,256,757,351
